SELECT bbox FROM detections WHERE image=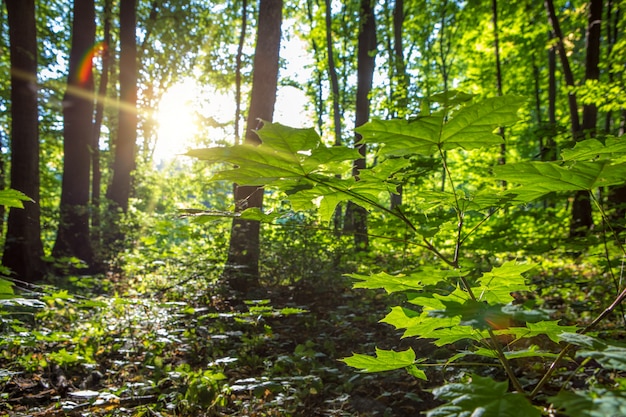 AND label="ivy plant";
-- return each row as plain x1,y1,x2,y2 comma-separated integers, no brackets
187,91,626,415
